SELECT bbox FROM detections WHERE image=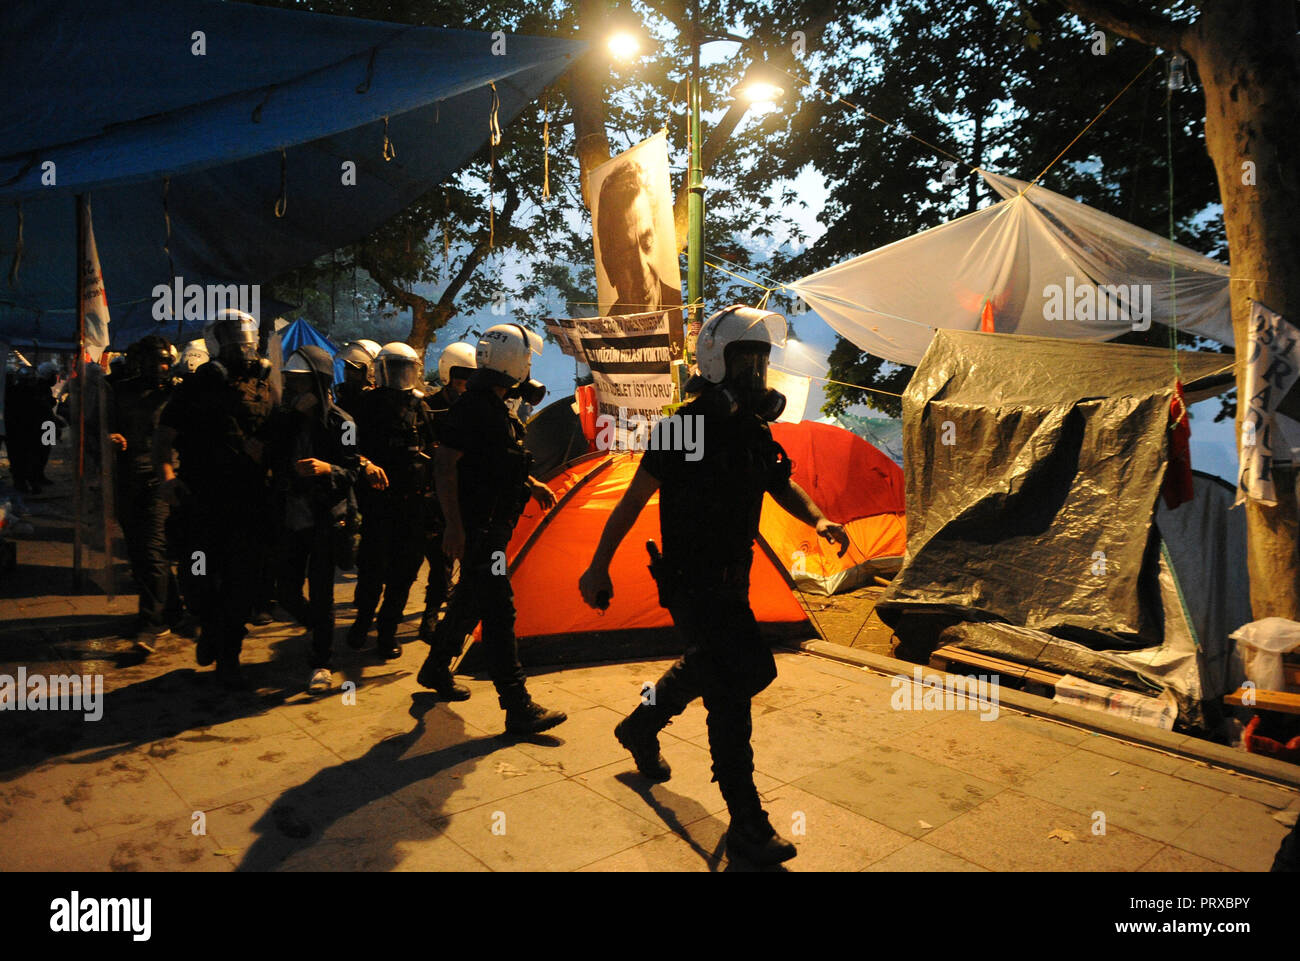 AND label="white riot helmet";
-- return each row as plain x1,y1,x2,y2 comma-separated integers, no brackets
438,342,478,384
177,339,209,377
337,340,379,369
693,304,787,385
476,324,543,388
375,342,423,391
203,308,259,367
